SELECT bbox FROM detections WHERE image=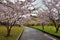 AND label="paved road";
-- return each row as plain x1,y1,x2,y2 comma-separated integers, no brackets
19,27,57,40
